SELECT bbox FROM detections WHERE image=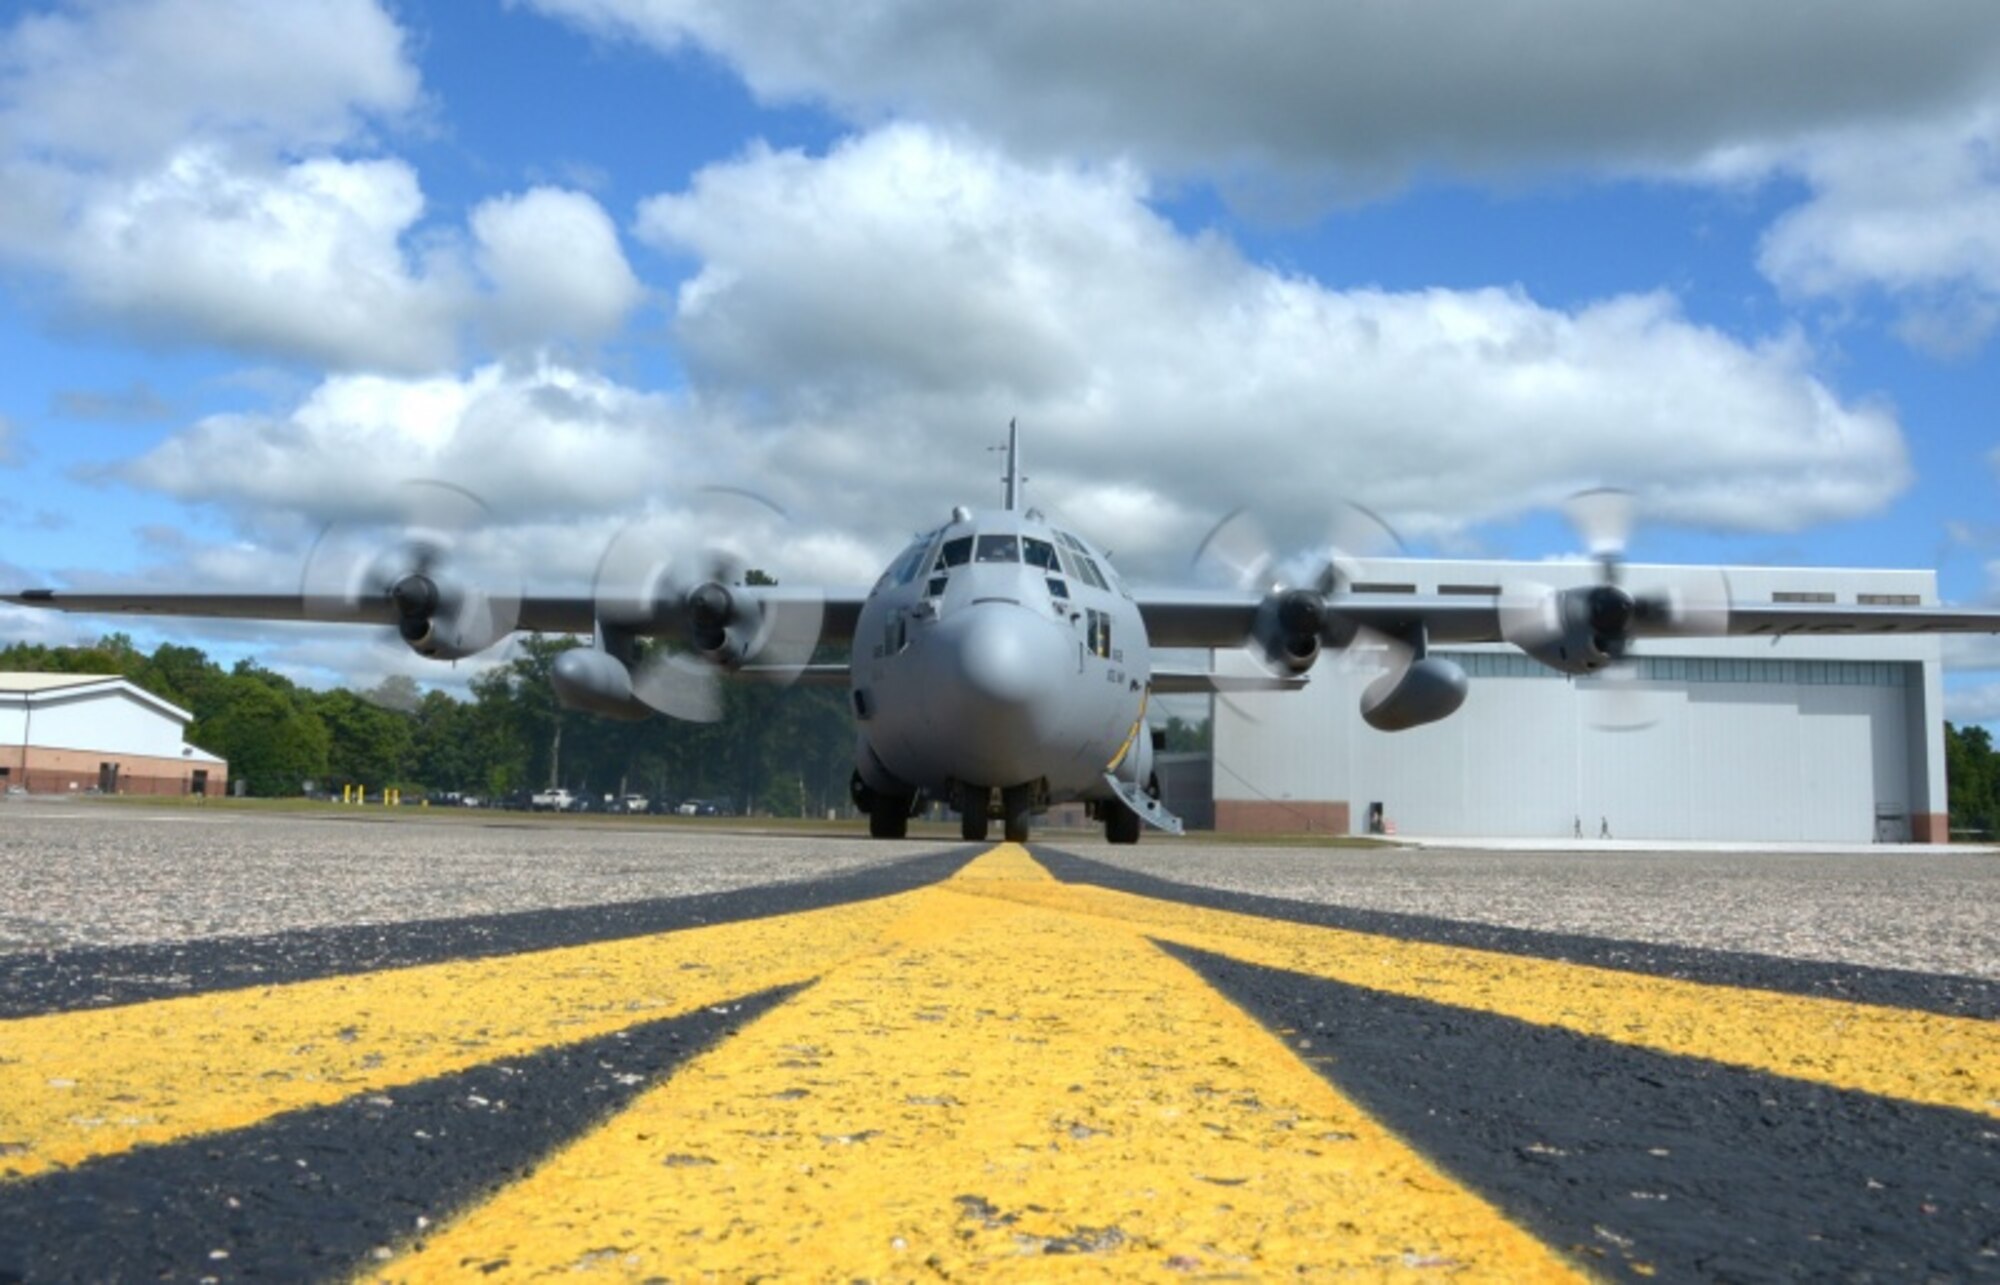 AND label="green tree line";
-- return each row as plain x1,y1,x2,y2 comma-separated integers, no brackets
1944,721,2000,838
0,634,859,814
